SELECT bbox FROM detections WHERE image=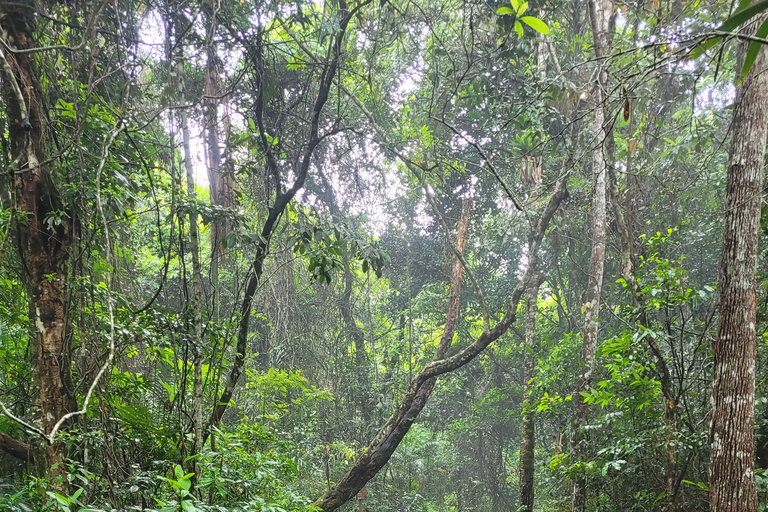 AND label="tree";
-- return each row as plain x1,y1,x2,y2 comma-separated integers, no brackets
0,4,74,486
708,13,768,512
519,280,541,512
569,1,612,510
